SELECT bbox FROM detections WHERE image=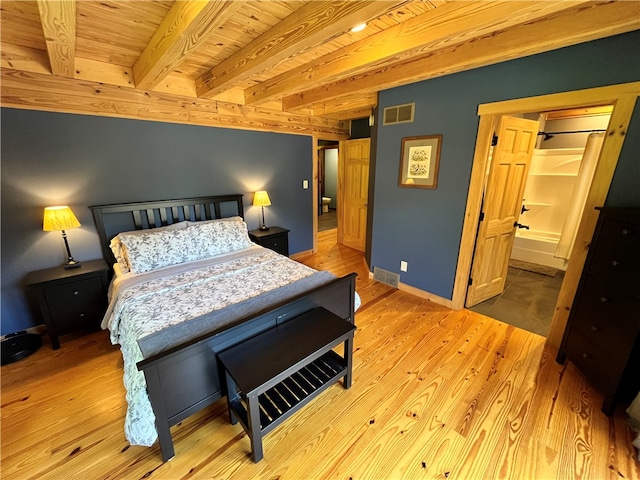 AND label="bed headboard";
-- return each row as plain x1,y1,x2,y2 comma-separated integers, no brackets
90,194,244,266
